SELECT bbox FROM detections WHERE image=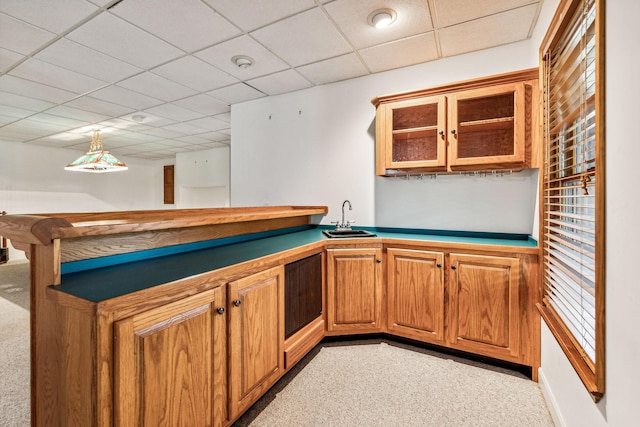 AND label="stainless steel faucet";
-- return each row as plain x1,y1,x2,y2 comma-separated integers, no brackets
332,199,353,230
